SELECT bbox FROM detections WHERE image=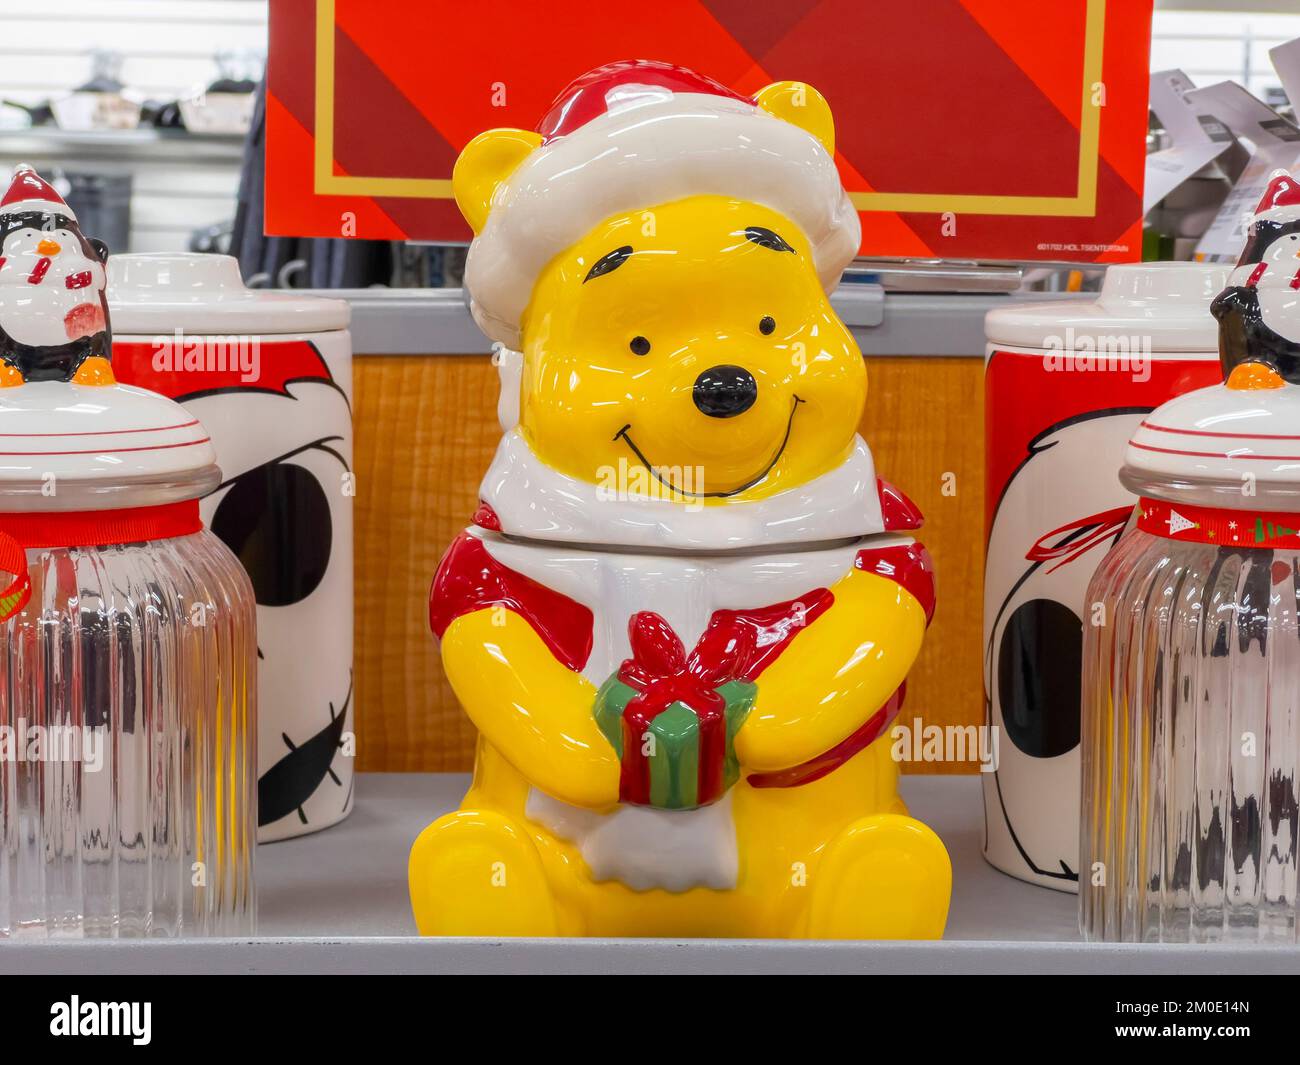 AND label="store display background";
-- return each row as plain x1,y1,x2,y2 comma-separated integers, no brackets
266,0,1153,262
6,1,1297,778
351,353,984,775
0,1,268,254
